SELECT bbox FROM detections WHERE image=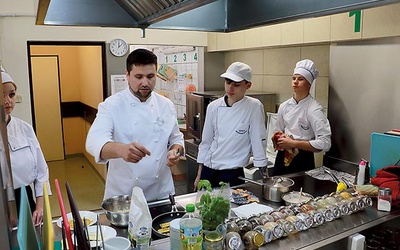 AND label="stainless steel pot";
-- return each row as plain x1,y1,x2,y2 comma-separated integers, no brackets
239,176,294,202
